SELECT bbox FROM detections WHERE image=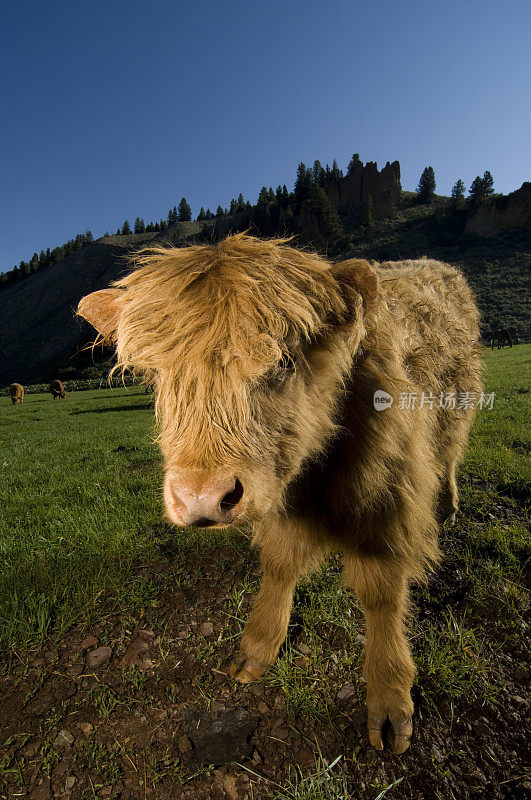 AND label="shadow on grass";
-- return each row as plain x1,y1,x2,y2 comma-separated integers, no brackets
70,404,153,415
